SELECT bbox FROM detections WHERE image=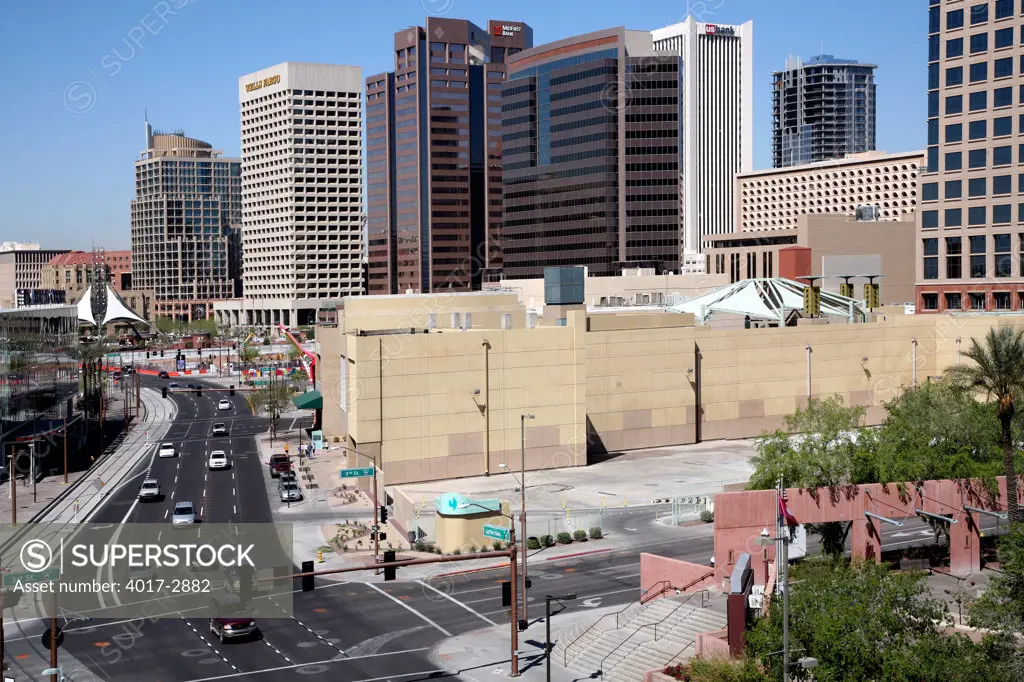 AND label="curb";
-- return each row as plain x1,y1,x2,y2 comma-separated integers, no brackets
431,546,615,578
545,547,612,561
